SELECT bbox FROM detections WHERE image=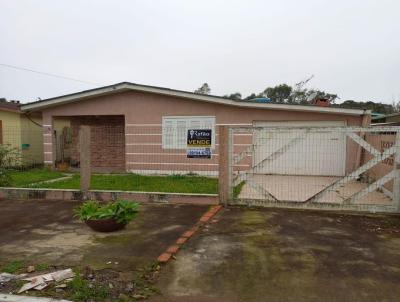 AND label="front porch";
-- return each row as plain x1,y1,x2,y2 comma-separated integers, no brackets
45,115,126,173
